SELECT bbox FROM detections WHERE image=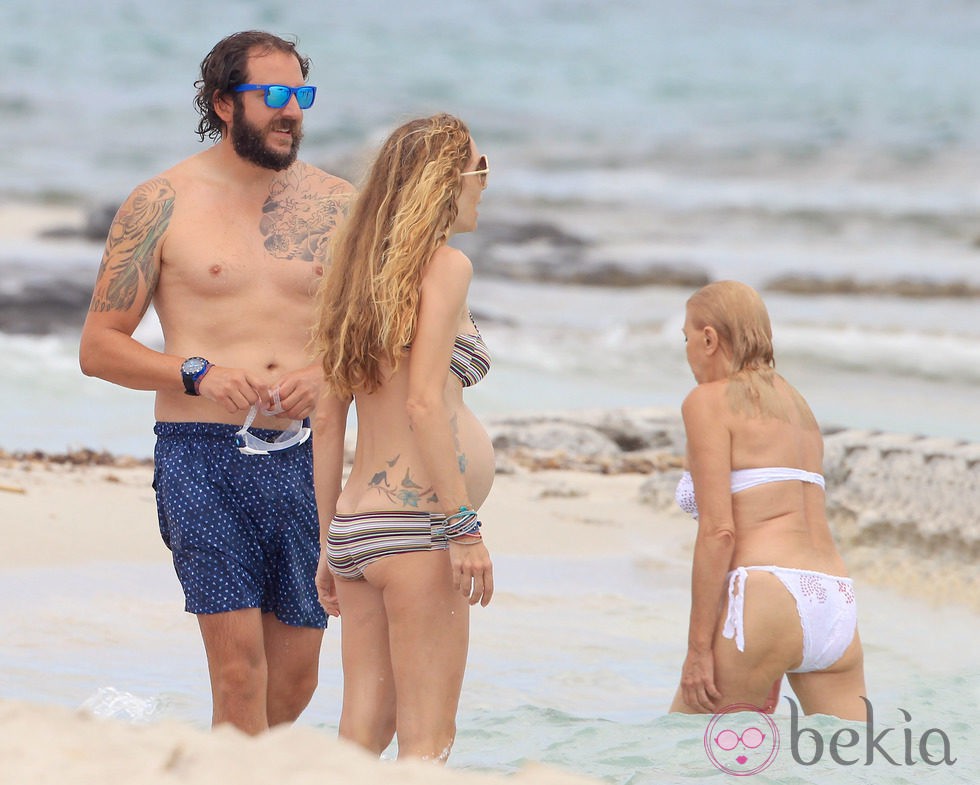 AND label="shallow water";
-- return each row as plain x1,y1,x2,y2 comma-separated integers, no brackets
1,556,976,783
